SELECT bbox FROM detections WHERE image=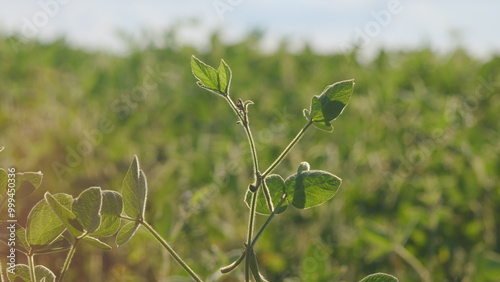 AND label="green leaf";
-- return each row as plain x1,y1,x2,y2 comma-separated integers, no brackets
45,192,85,238
7,264,56,282
72,187,102,233
122,155,147,220
245,174,288,215
360,273,399,282
91,190,123,238
217,59,232,94
116,221,140,247
14,225,30,254
284,166,341,209
14,171,43,199
306,79,354,131
27,195,68,246
191,56,219,92
82,236,112,250
191,55,232,96
0,224,30,254
32,235,72,255
7,264,30,282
